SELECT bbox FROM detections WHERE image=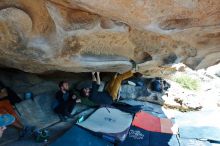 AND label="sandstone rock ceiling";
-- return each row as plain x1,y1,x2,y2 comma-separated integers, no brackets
0,0,219,76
